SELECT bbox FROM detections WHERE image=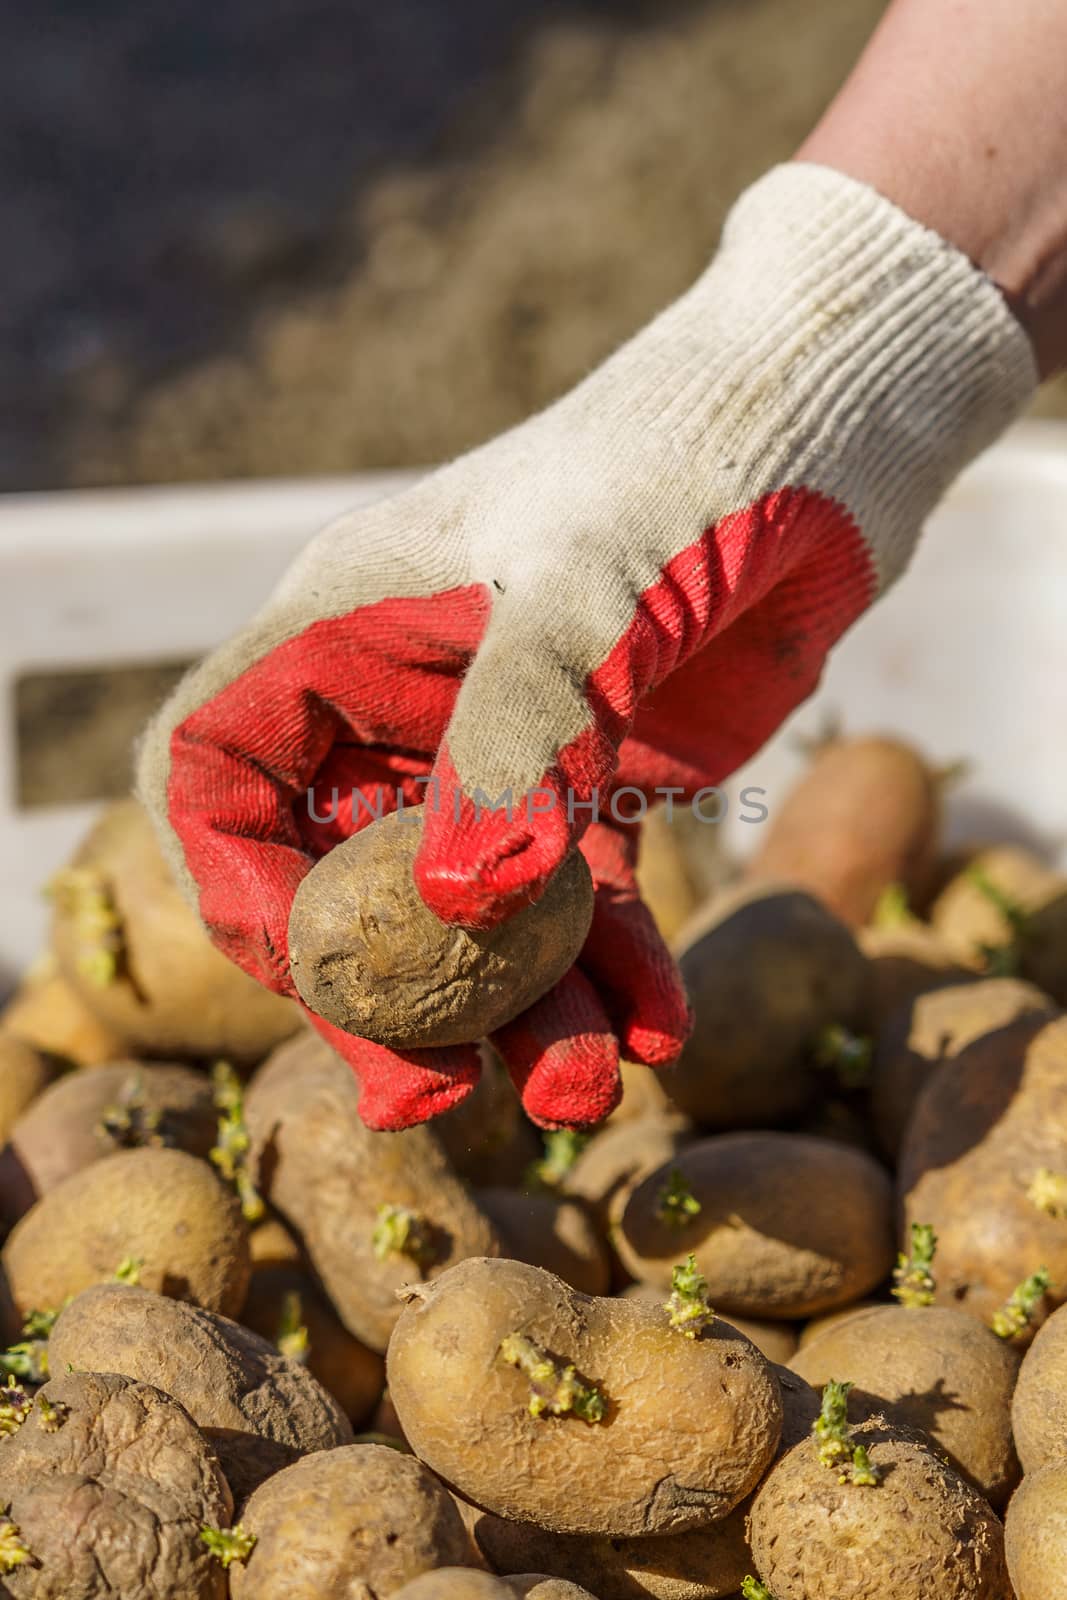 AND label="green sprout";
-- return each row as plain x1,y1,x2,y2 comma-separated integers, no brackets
0,1379,33,1438
200,1524,257,1568
97,1072,164,1150
276,1291,310,1364
498,1333,607,1424
655,1168,701,1229
892,1223,938,1308
871,882,916,930
209,1062,264,1223
0,1307,59,1384
371,1204,436,1271
1028,1169,1067,1220
967,865,1029,975
114,1256,143,1286
664,1254,715,1339
45,867,124,988
741,1580,777,1600
813,1023,873,1090
0,1510,33,1575
812,1380,880,1486
35,1395,69,1432
991,1268,1052,1340
526,1128,589,1191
